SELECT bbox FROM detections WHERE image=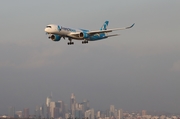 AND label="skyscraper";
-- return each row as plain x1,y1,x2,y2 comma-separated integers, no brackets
75,109,82,119
58,100,65,118
64,103,68,113
96,111,101,118
50,102,56,118
8,107,15,117
40,105,44,118
35,106,40,118
46,95,52,107
118,109,123,119
85,109,94,119
70,93,76,119
50,102,61,118
70,93,76,109
46,93,52,118
110,105,115,117
84,99,90,110
23,108,29,118
142,110,147,116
